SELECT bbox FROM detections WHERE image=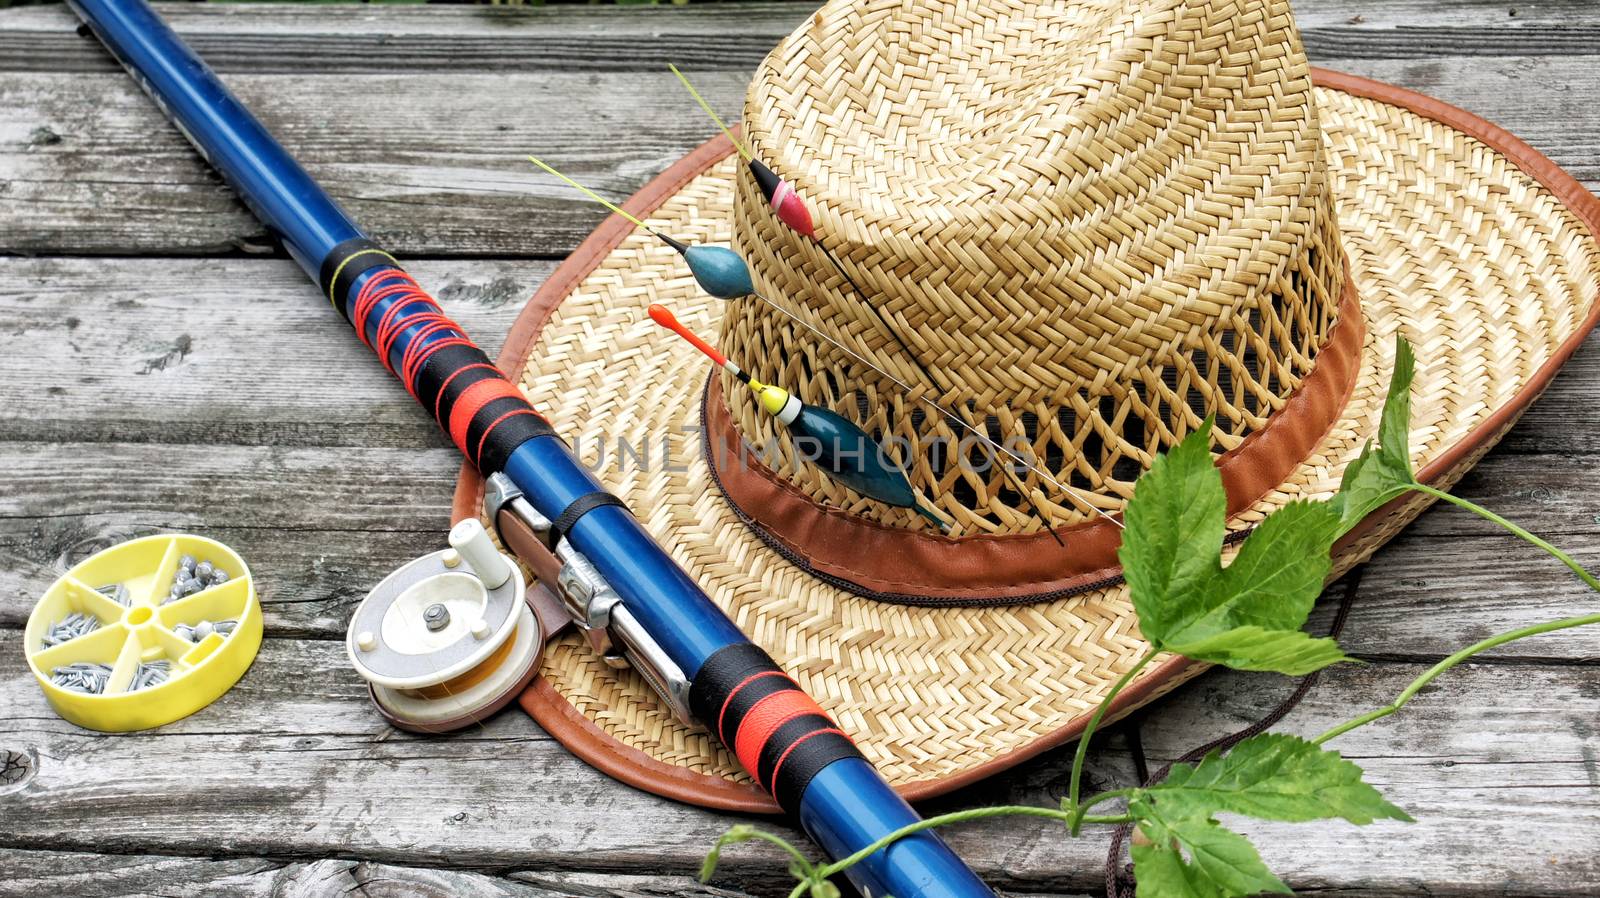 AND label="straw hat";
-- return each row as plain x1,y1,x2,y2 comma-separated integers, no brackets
455,0,1600,812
